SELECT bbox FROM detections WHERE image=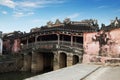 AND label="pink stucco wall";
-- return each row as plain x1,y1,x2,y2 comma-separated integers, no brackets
12,39,21,53
83,32,100,63
108,29,120,57
3,39,21,54
83,28,120,63
83,32,100,55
